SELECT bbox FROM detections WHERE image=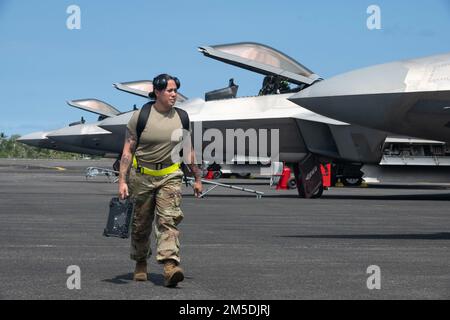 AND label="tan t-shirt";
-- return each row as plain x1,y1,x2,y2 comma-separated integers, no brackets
127,106,185,166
